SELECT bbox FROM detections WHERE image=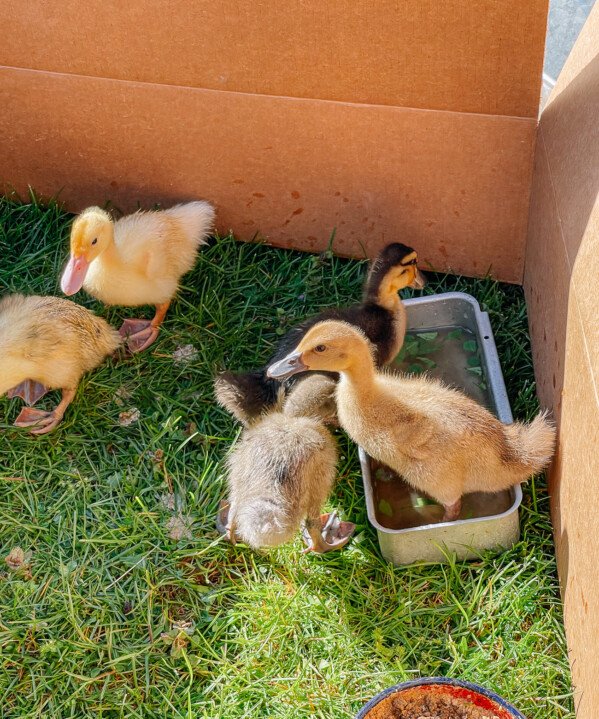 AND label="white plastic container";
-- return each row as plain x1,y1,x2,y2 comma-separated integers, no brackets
359,292,522,565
